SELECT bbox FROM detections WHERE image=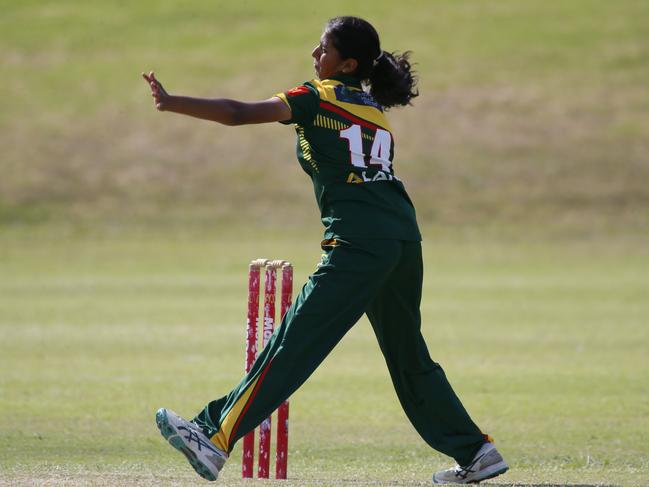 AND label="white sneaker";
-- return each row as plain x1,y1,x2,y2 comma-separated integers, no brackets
432,442,508,484
156,408,228,481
